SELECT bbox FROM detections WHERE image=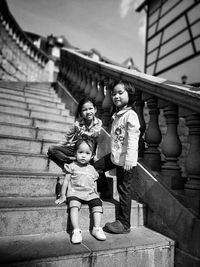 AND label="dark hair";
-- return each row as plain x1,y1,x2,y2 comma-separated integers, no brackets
110,80,136,108
75,97,96,119
75,136,95,154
